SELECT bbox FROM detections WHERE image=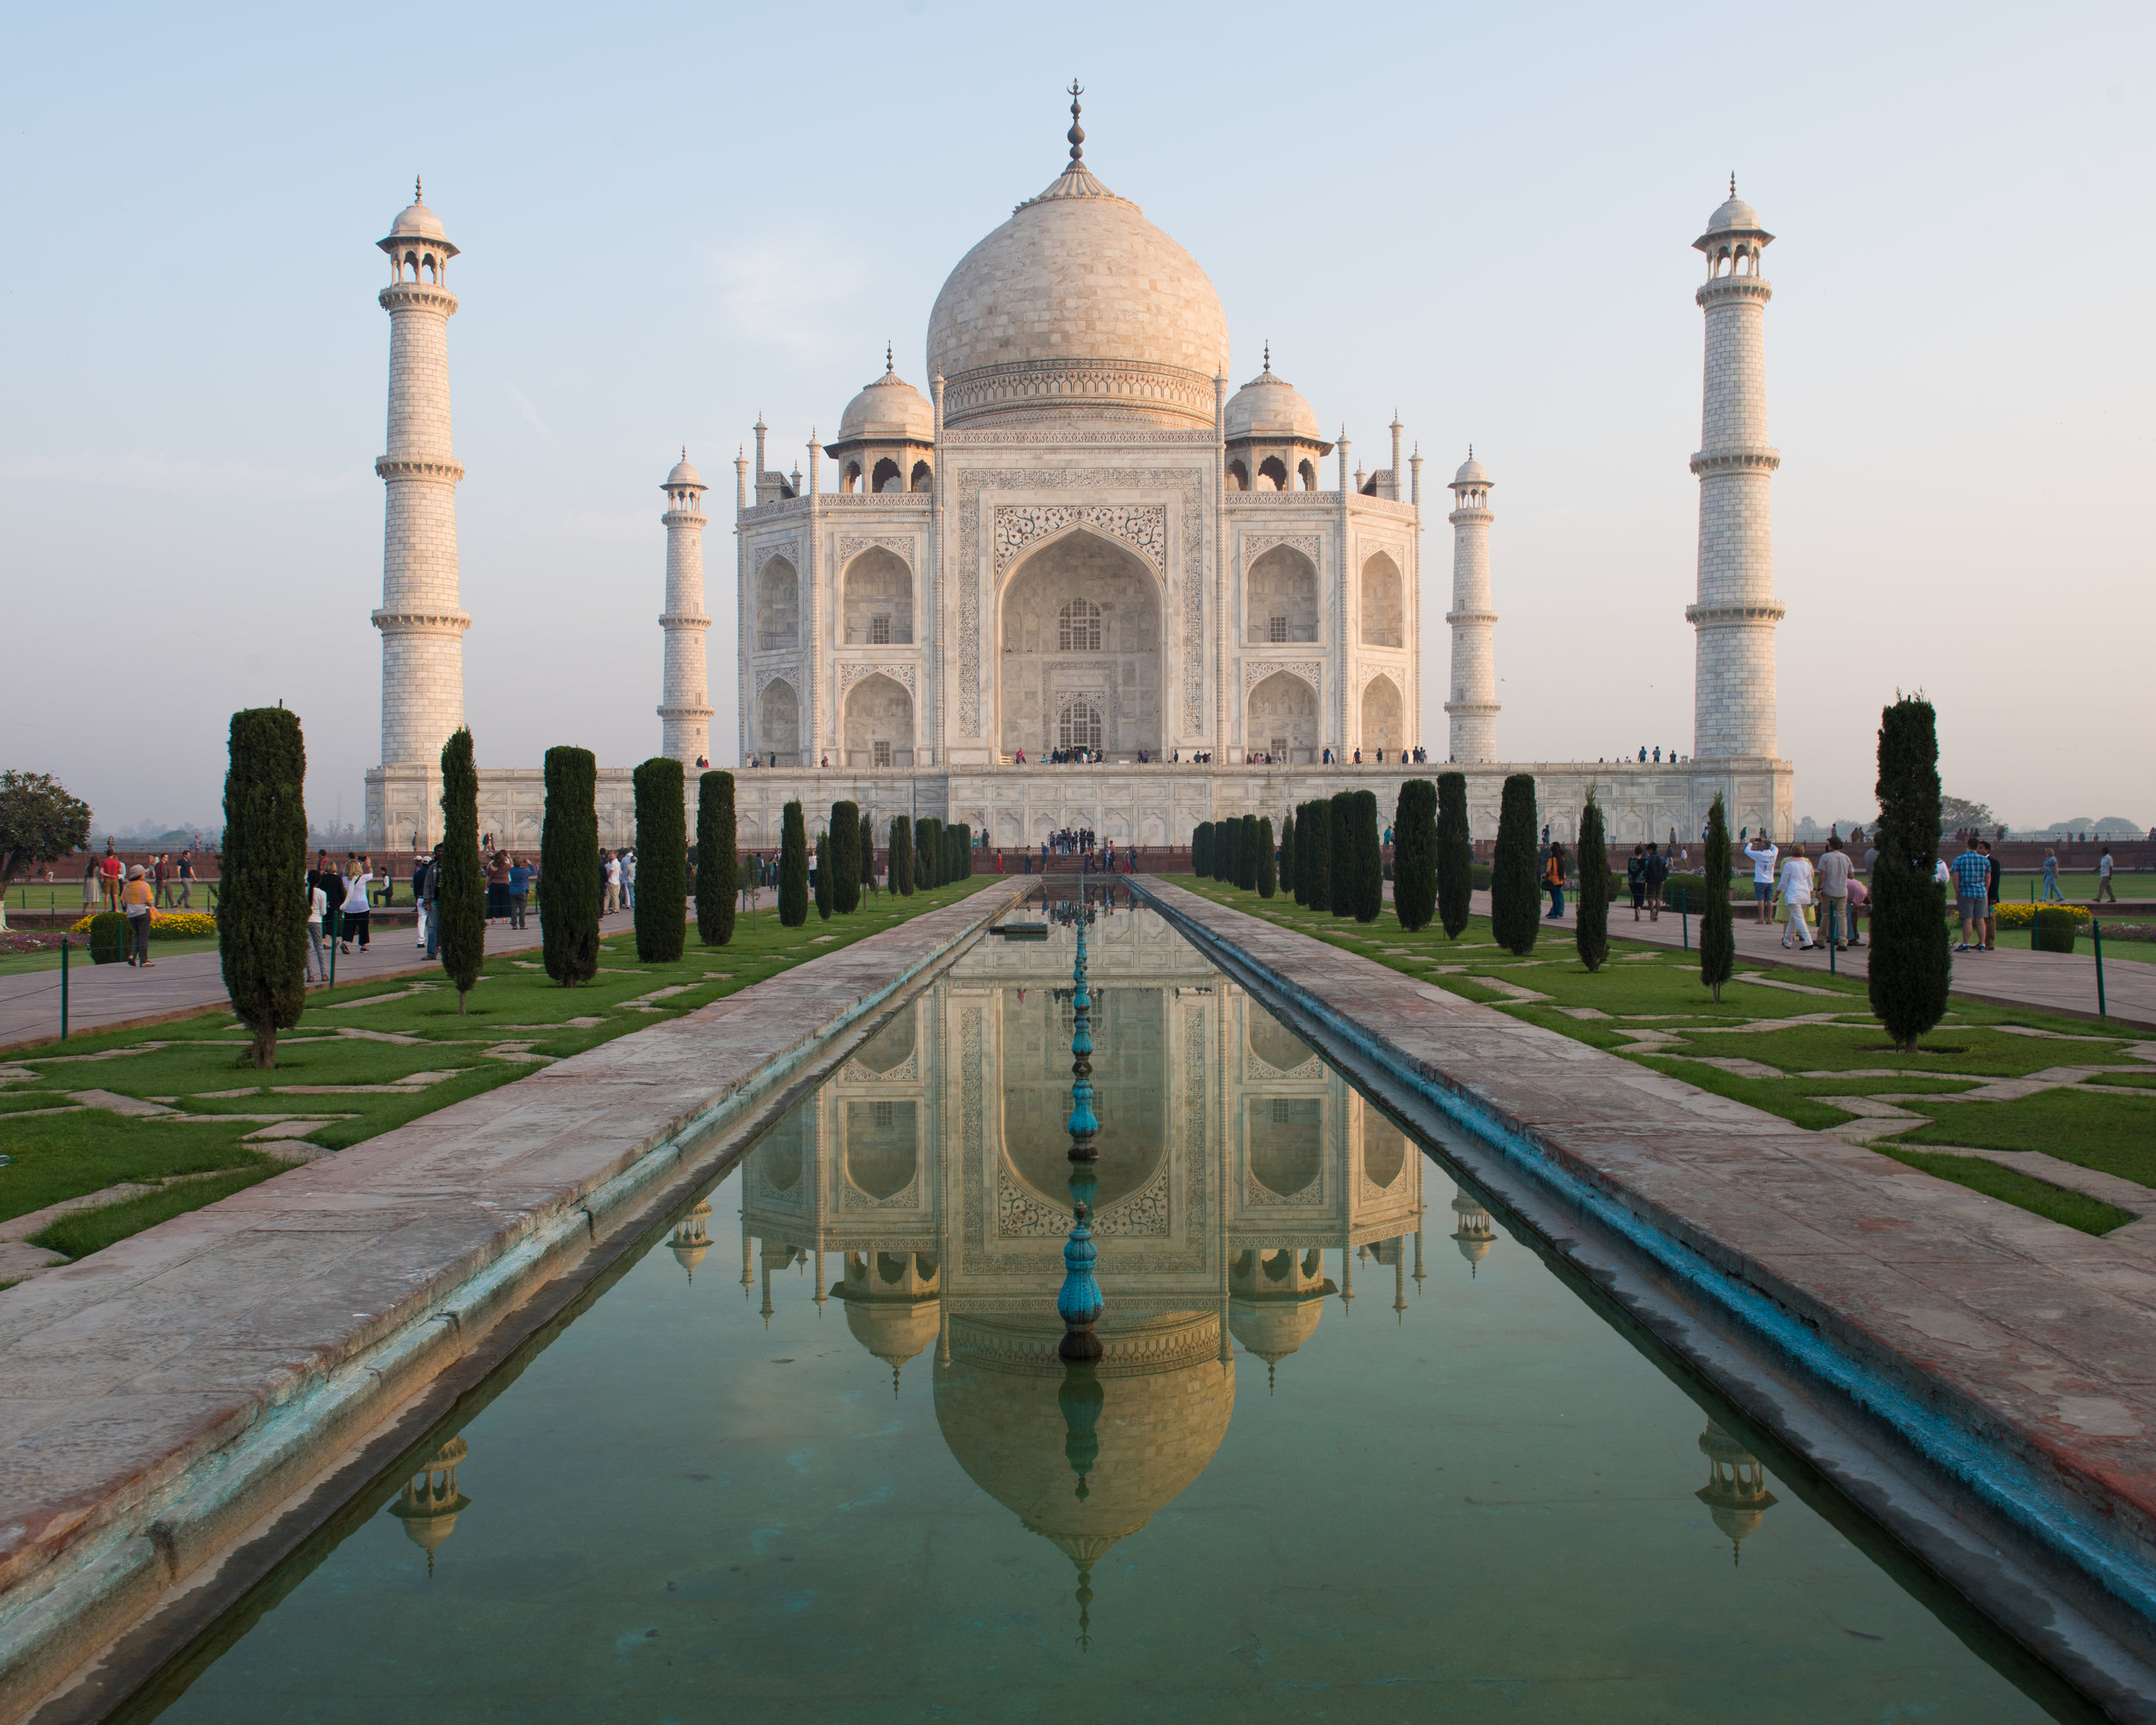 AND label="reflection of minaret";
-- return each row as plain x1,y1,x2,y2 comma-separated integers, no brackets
1451,1190,1497,1275
387,1436,471,1576
740,1209,754,1301
834,1250,940,1396
1228,1247,1336,1392
1413,1206,1427,1293
1696,1420,1779,1565
668,1199,711,1283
